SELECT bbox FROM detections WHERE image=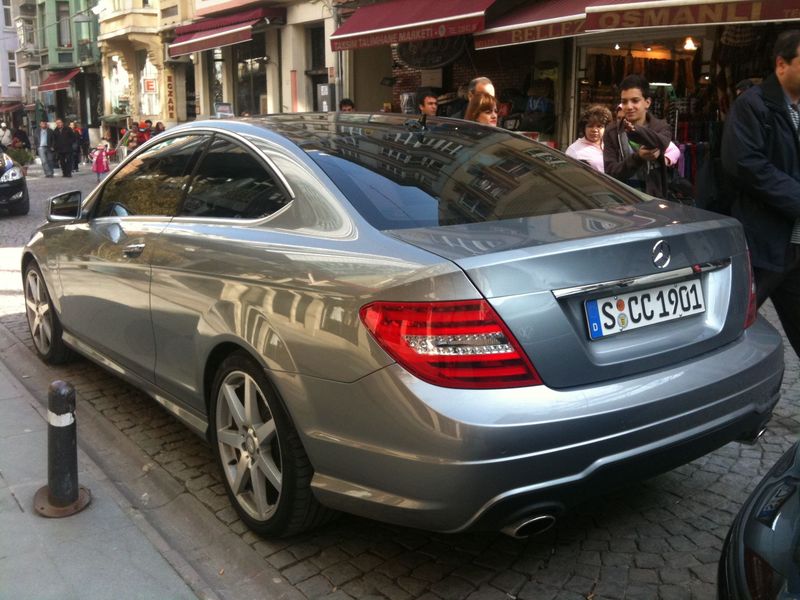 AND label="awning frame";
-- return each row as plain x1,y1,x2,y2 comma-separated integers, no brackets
37,68,81,93
585,1,797,31
168,6,285,58
169,21,258,58
330,0,495,52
